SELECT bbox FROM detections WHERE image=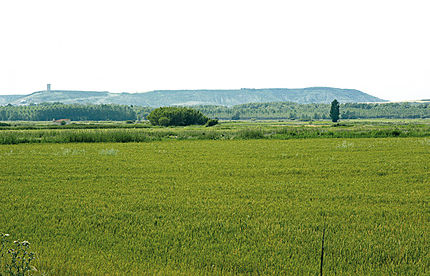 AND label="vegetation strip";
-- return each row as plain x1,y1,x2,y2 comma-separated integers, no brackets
0,121,429,144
